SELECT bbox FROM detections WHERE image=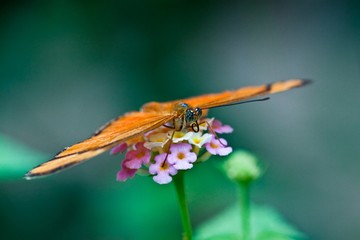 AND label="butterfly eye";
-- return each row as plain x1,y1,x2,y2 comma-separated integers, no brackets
185,109,195,122
194,107,202,118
